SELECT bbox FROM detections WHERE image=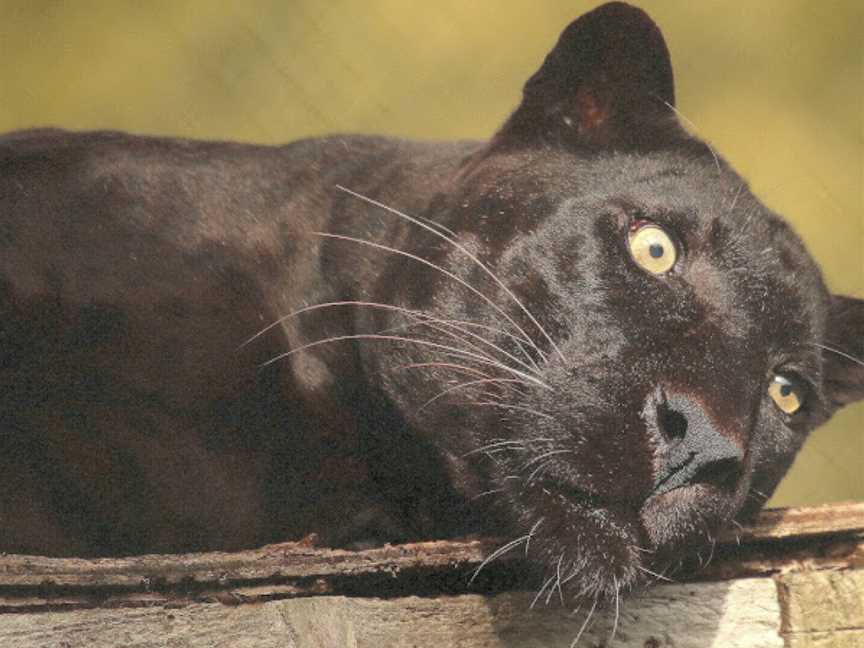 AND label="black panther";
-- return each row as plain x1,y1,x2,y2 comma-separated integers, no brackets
0,2,861,608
